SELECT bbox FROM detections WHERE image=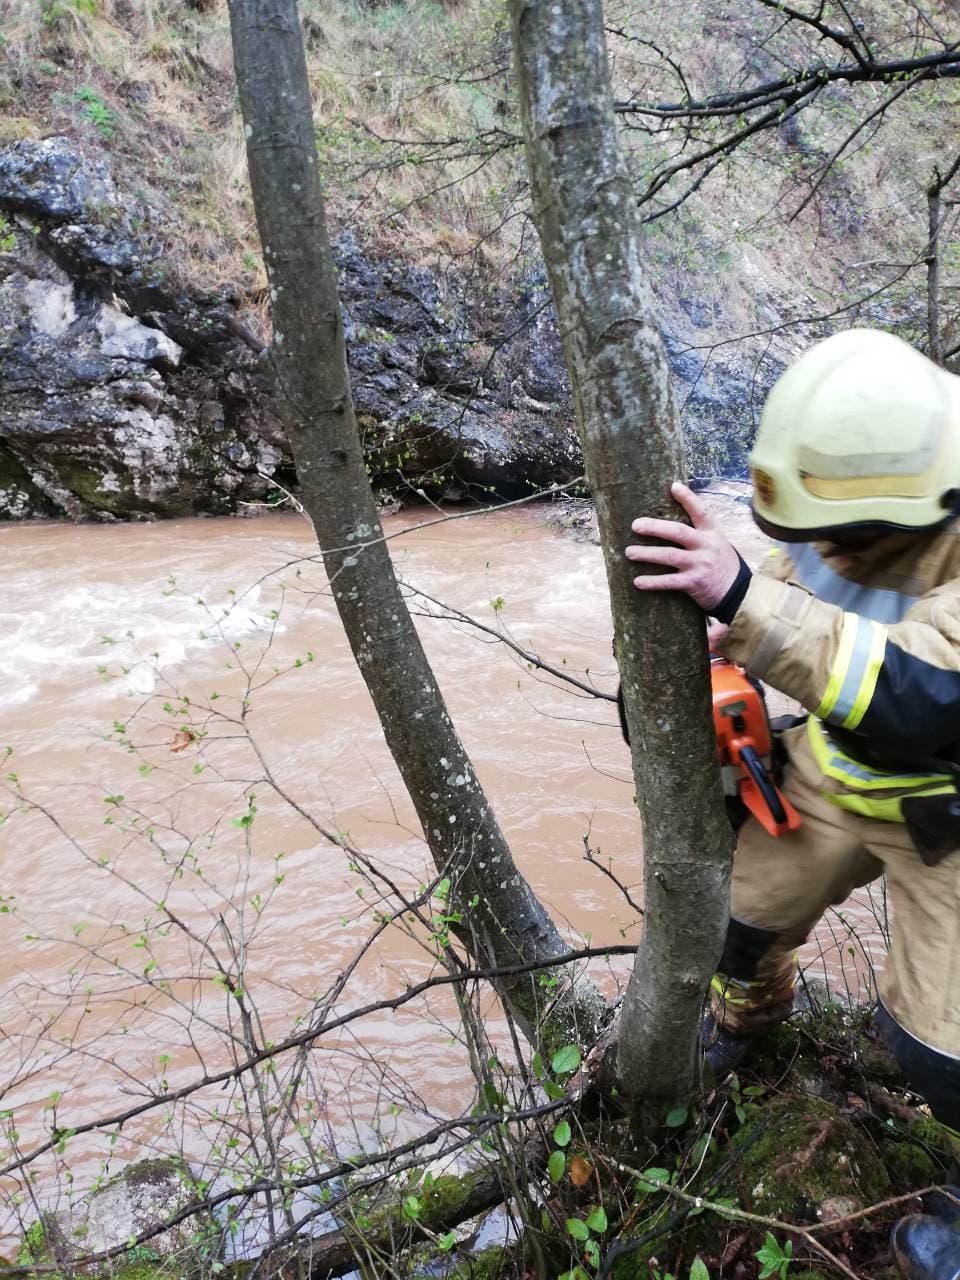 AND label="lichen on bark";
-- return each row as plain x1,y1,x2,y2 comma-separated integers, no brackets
508,0,734,1124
